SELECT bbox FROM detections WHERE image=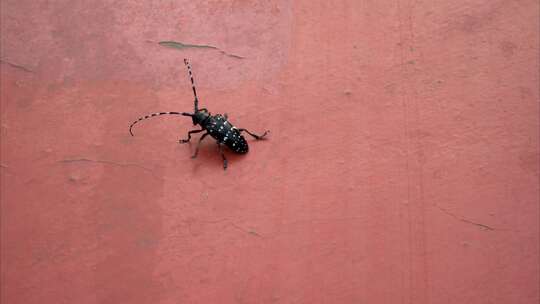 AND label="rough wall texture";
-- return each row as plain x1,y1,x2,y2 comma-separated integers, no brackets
1,1,538,303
